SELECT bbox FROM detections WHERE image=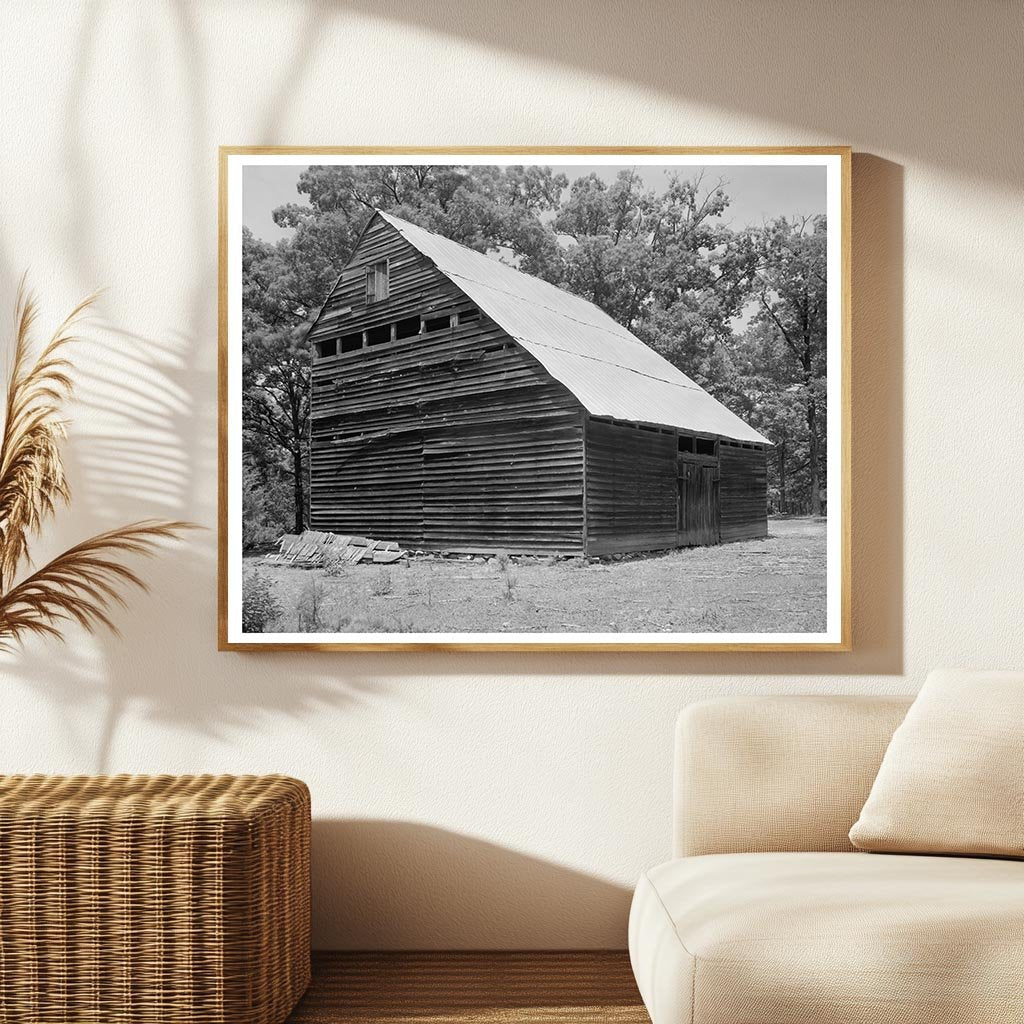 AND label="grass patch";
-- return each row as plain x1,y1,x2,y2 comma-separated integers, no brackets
242,517,826,635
